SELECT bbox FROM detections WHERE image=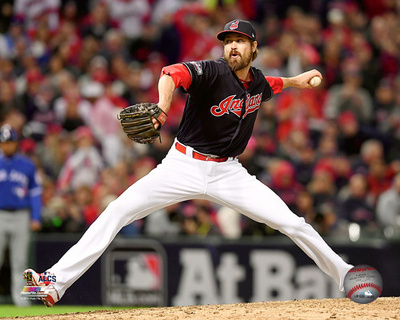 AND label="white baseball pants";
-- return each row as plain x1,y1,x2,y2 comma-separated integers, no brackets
50,141,353,298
